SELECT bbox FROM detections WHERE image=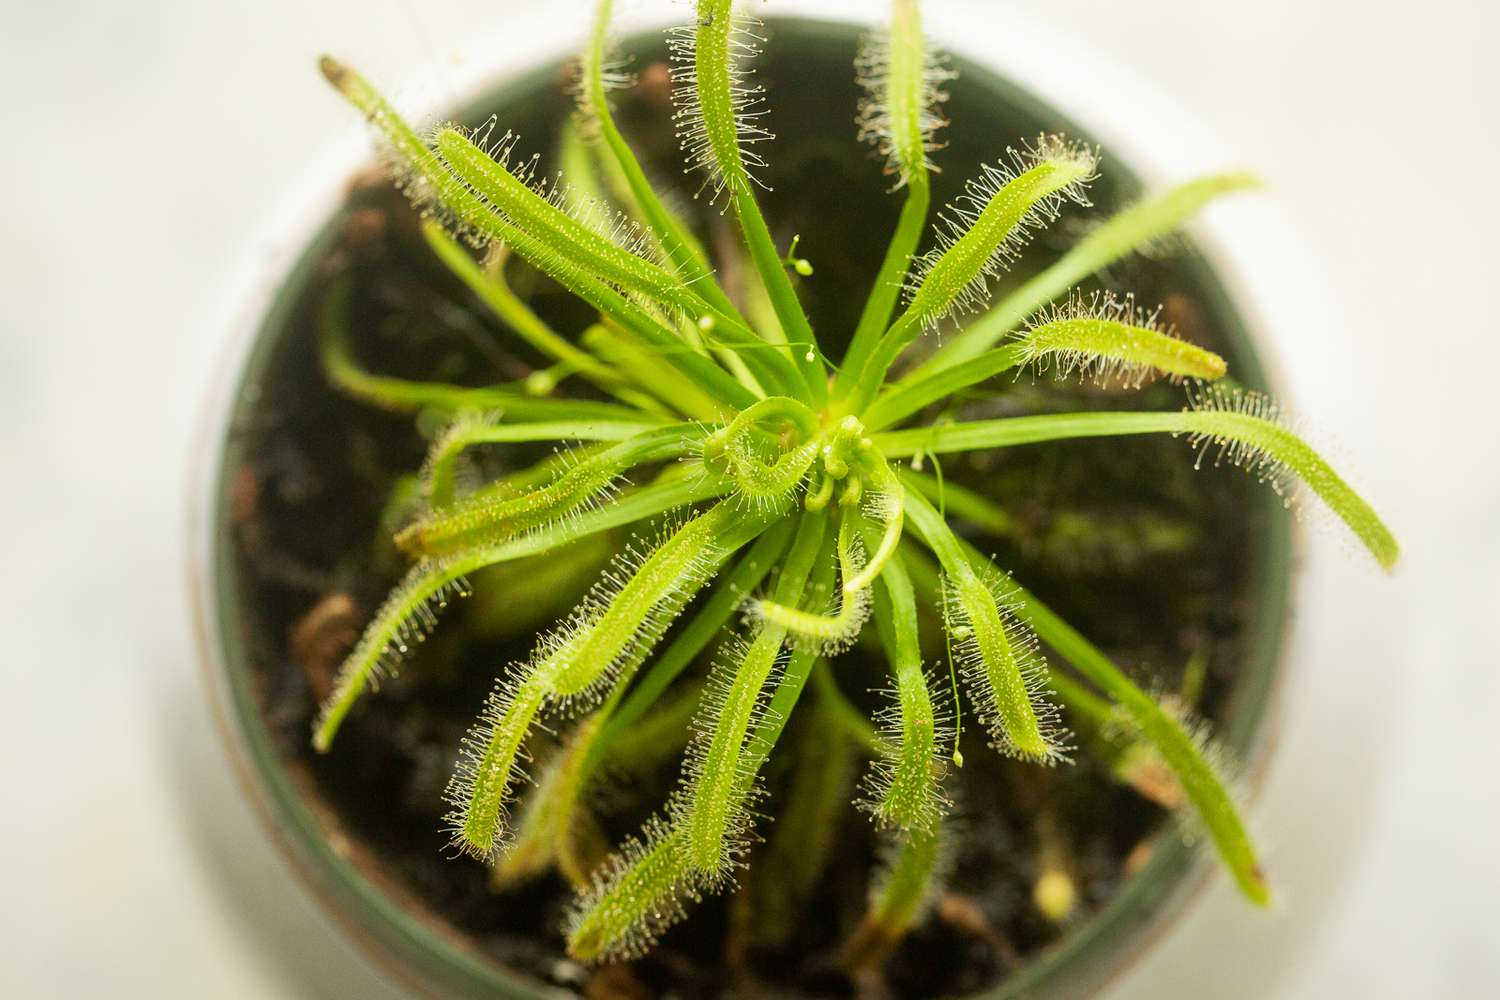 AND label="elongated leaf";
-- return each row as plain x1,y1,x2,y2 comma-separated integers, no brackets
911,172,1259,378
878,390,1398,568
